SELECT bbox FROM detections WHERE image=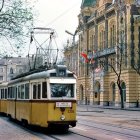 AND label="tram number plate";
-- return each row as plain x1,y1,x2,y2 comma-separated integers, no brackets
56,102,72,107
